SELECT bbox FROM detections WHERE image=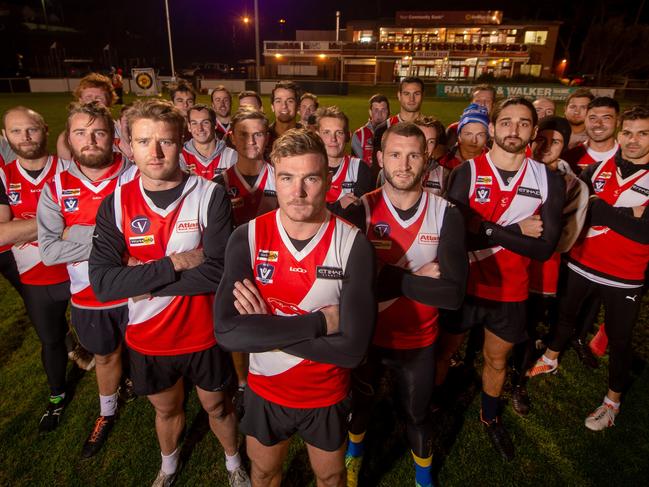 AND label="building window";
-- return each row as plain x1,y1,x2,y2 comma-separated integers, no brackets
524,31,548,45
